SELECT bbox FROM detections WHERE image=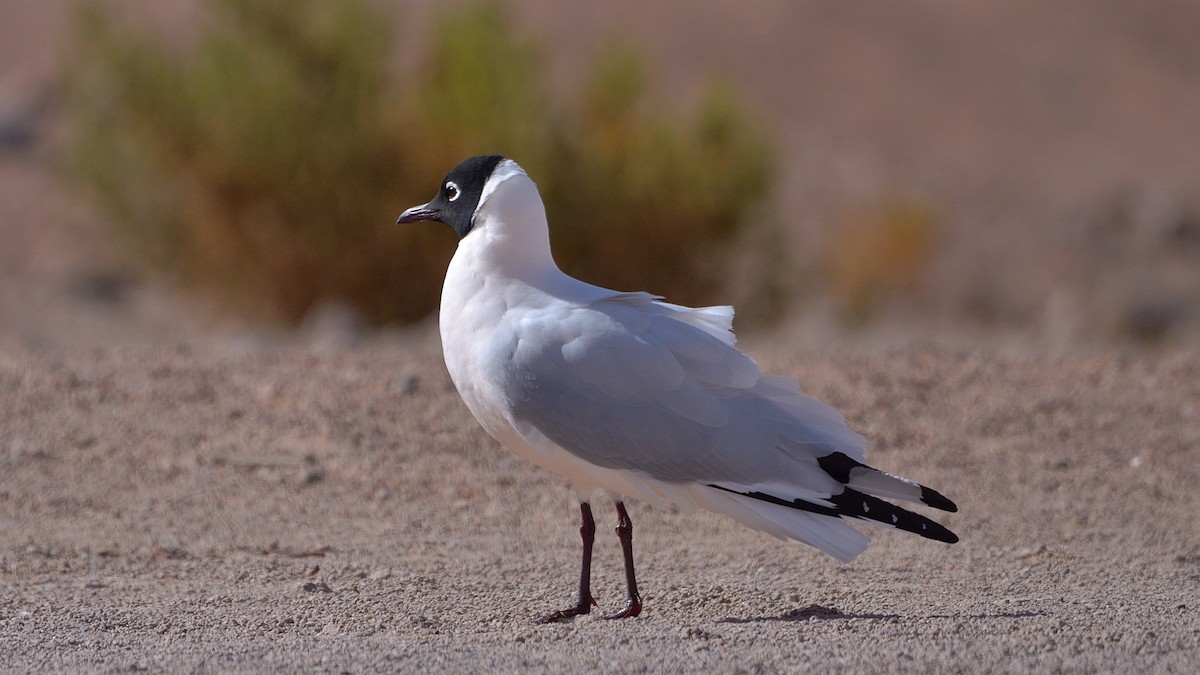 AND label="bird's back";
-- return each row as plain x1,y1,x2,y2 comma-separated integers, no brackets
494,291,865,489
